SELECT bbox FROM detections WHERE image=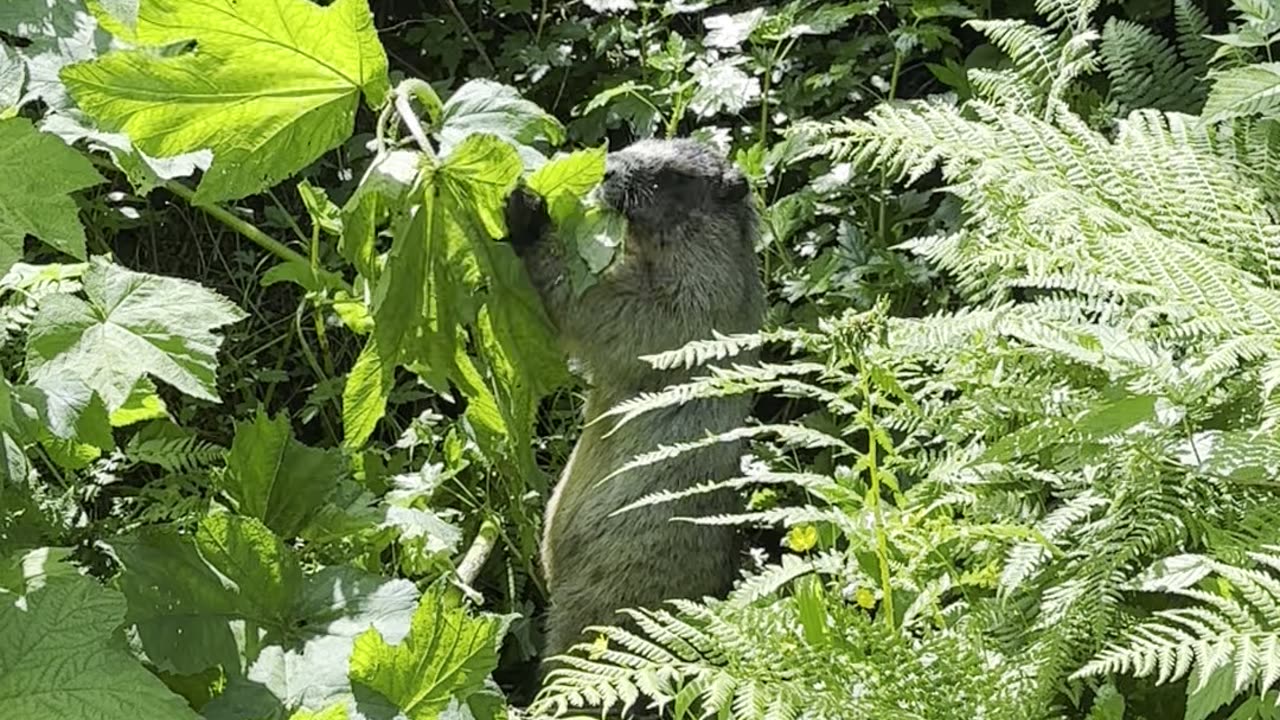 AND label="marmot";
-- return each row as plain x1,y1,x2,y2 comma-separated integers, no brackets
504,138,766,662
